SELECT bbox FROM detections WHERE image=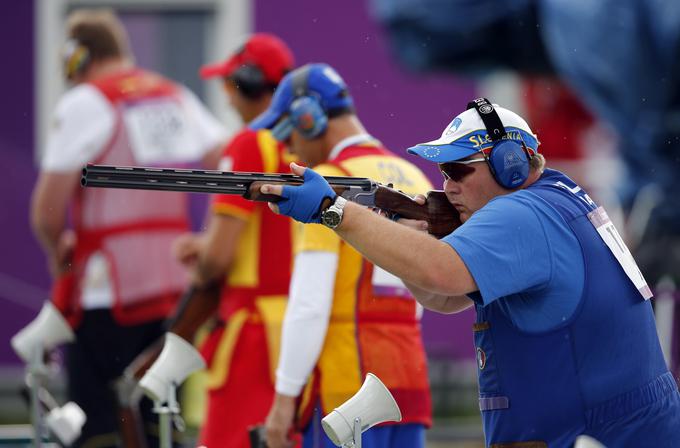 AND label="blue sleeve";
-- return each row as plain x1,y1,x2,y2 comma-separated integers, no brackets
443,192,552,305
